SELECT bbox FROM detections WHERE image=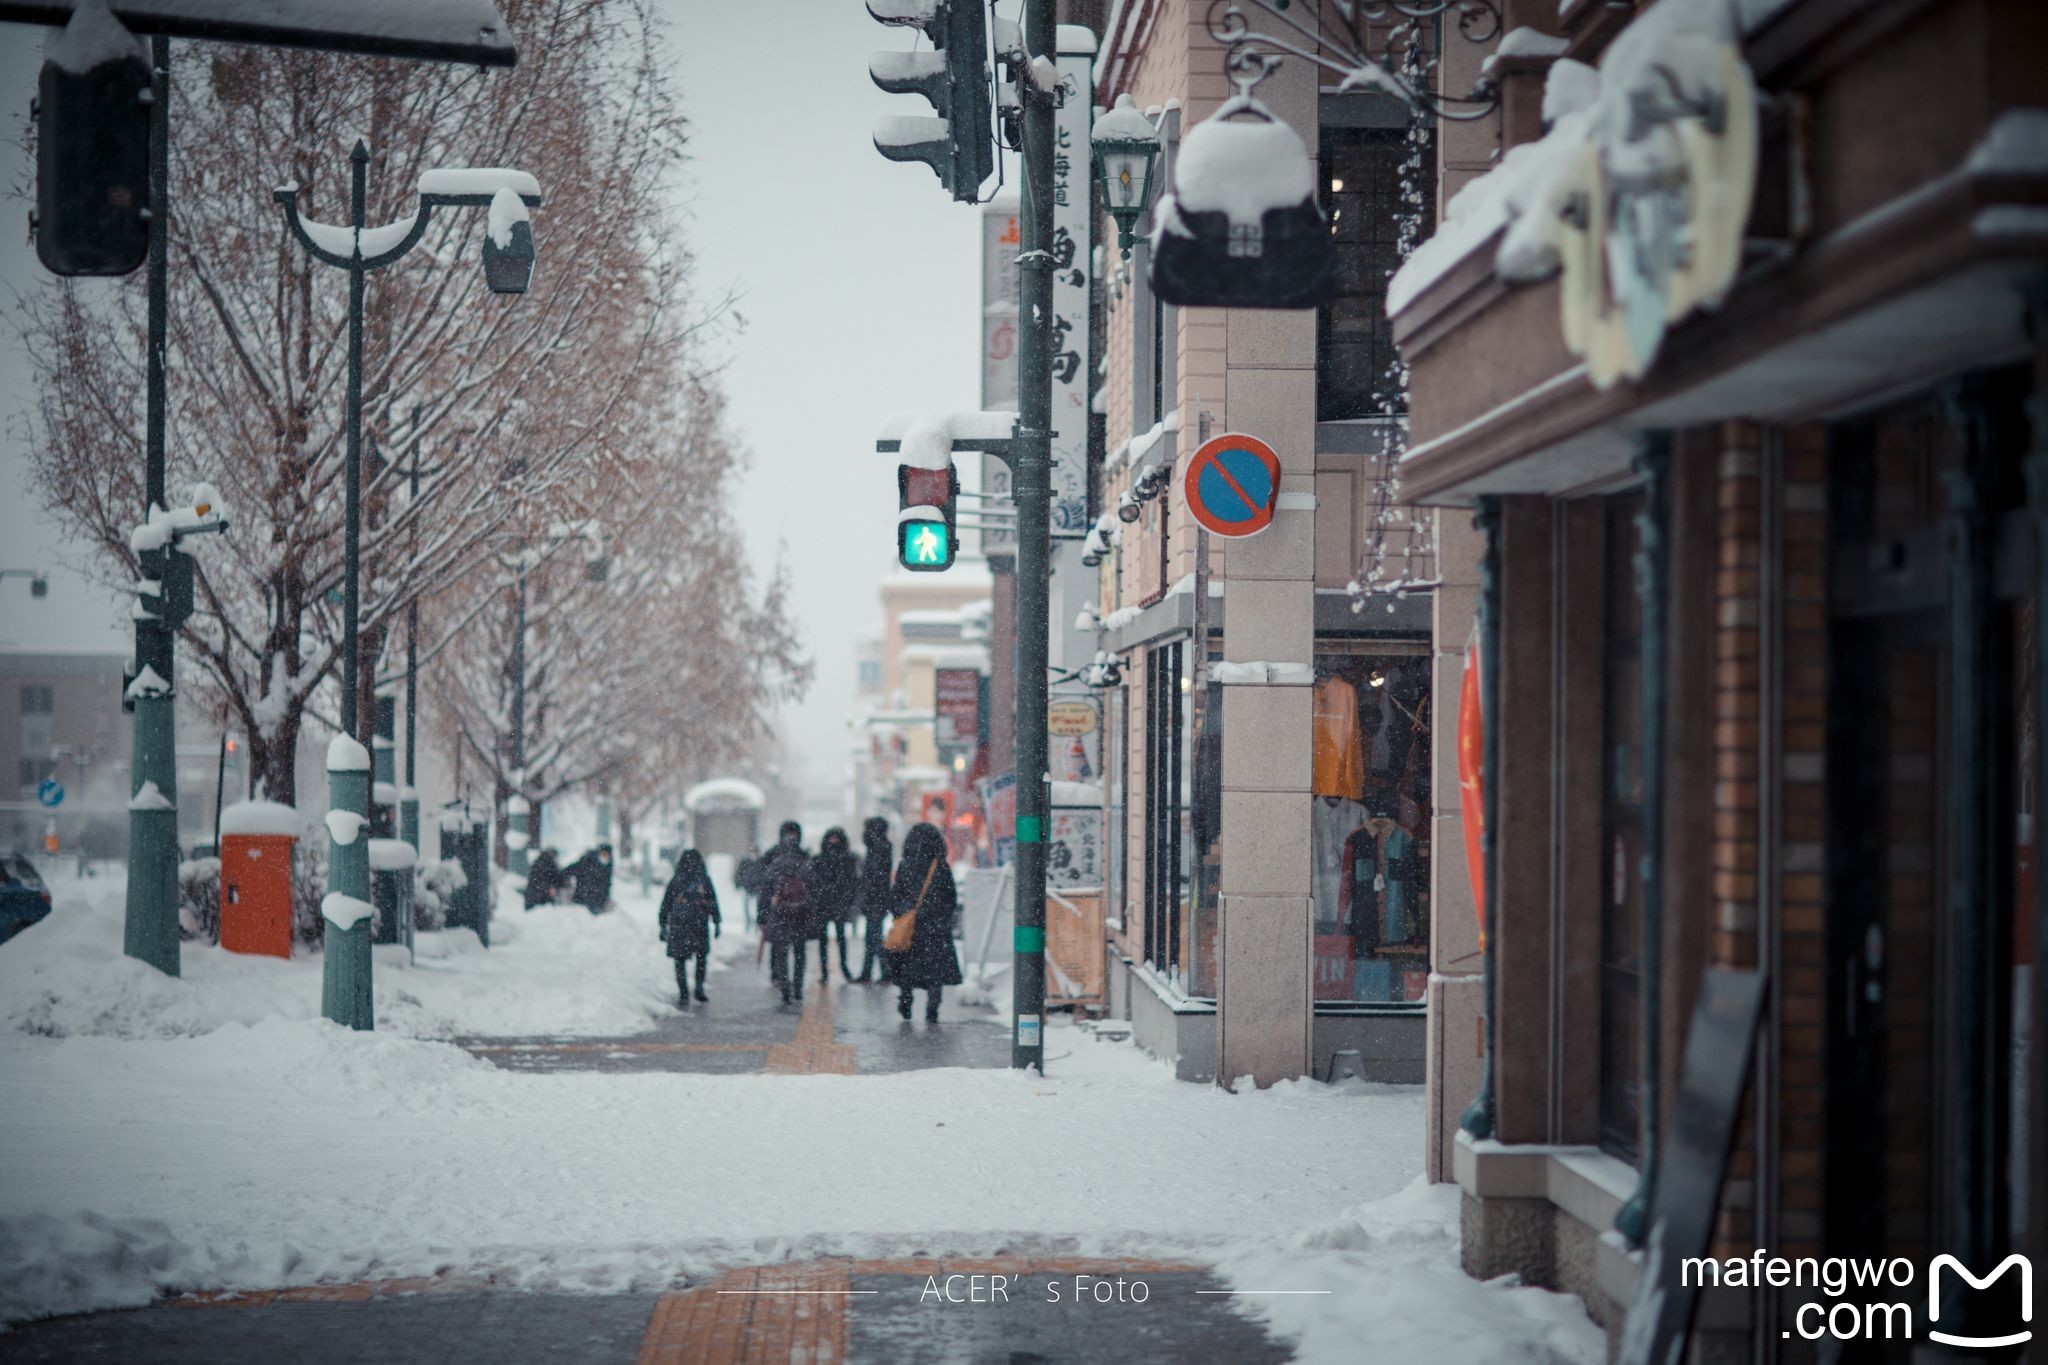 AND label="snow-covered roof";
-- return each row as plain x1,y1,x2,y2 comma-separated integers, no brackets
683,777,765,812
